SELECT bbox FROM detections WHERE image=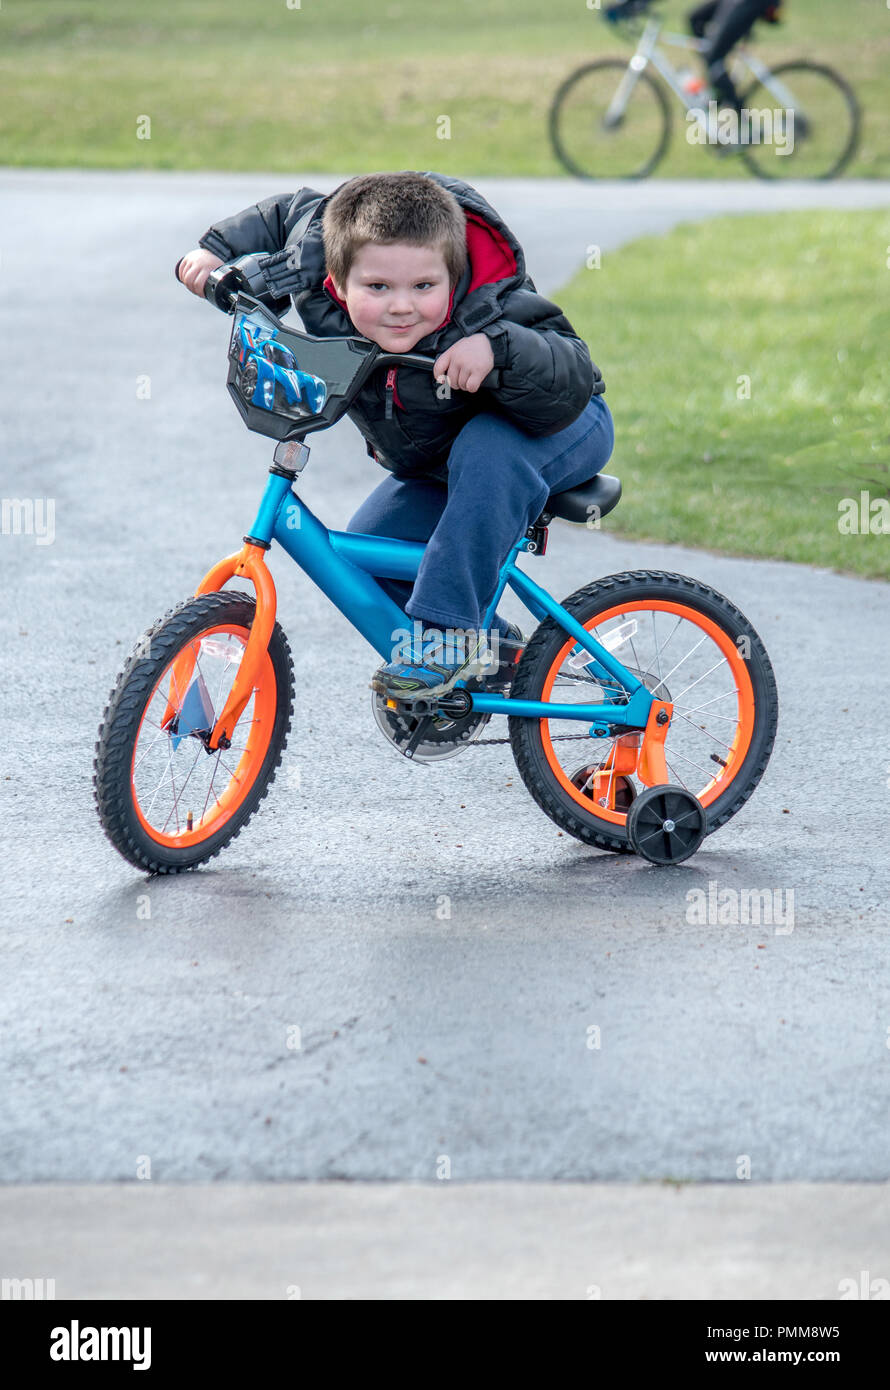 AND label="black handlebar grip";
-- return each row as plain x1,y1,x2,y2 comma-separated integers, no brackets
202,264,245,312
201,256,270,312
